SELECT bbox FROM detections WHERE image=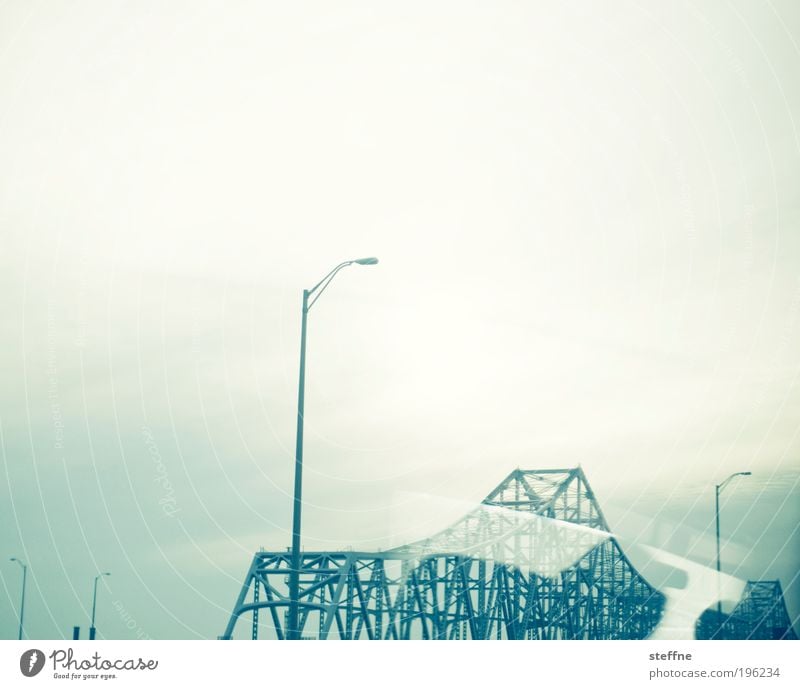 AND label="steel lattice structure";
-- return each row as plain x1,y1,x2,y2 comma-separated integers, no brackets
697,580,798,640
222,467,667,639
